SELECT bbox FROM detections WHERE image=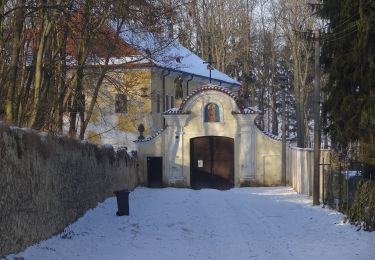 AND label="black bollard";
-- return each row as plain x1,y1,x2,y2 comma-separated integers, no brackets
113,190,130,216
